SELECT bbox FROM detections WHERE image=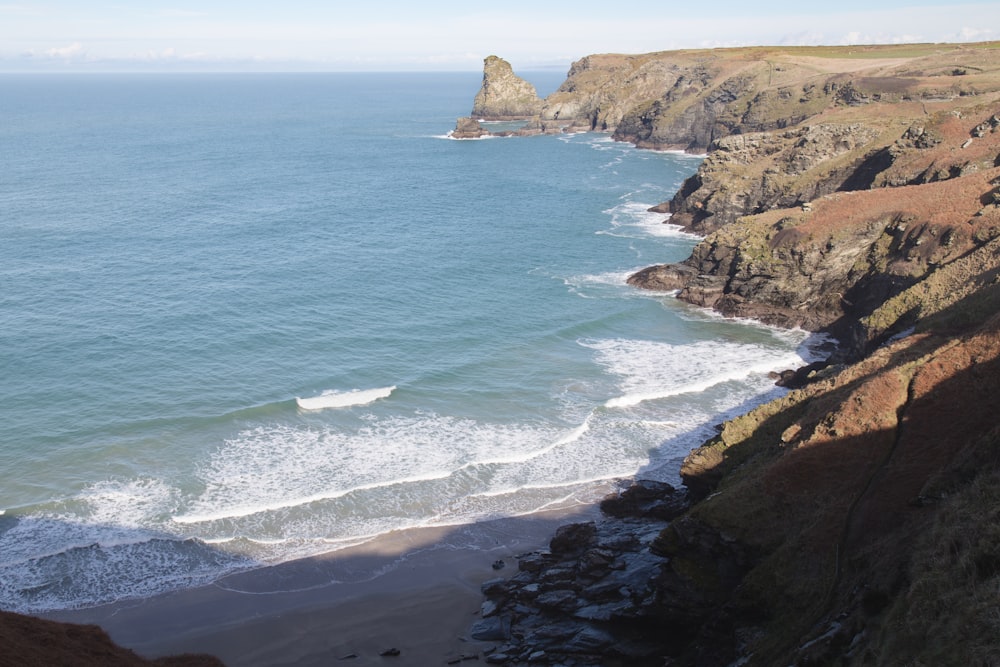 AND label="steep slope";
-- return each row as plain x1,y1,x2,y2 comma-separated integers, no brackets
629,104,1000,358
668,301,1000,665
0,610,224,667
468,42,1000,667
618,42,1000,666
